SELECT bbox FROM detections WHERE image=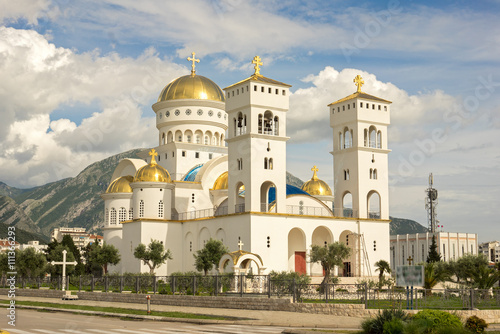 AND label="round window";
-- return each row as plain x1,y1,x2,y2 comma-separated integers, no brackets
217,112,221,118
208,110,213,116
174,110,180,116
166,111,170,117
186,109,192,115
197,109,203,116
